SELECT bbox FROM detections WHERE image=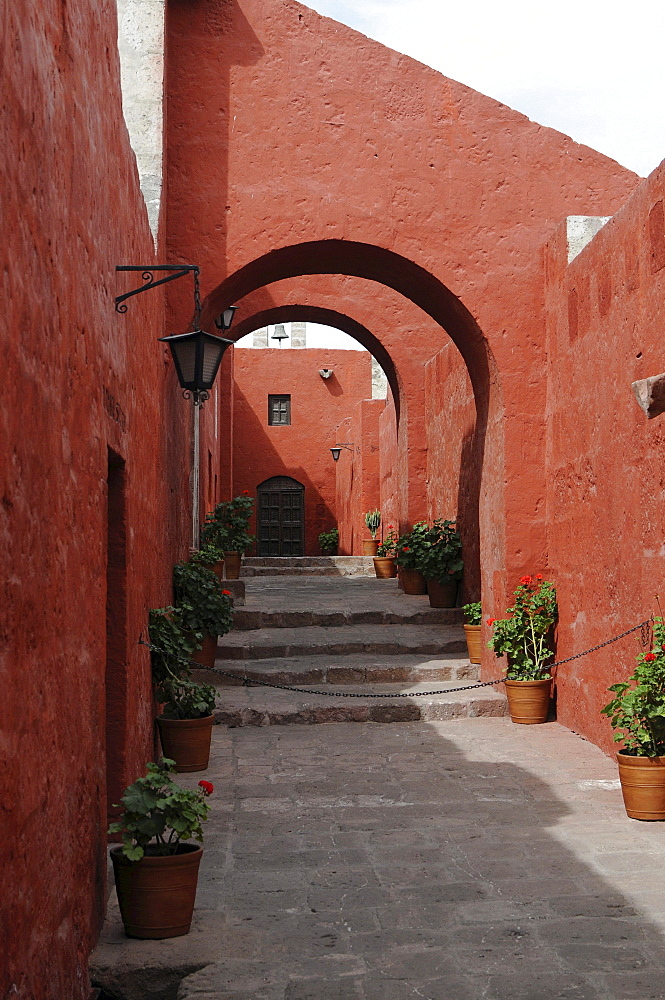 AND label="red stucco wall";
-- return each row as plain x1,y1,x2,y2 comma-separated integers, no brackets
335,400,383,555
167,0,639,640
1,2,193,996
543,167,665,753
425,344,478,602
231,348,375,553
